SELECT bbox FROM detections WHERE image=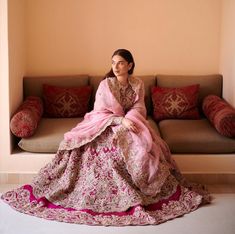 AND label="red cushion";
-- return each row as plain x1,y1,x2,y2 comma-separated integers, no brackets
151,84,200,122
43,84,92,118
202,95,235,137
10,96,43,138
